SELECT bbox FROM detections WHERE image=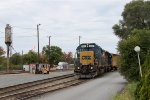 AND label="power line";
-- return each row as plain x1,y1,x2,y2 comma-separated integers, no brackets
13,35,37,38
1,24,36,30
10,45,17,53
0,30,36,35
13,26,36,30
0,35,37,38
0,31,4,33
